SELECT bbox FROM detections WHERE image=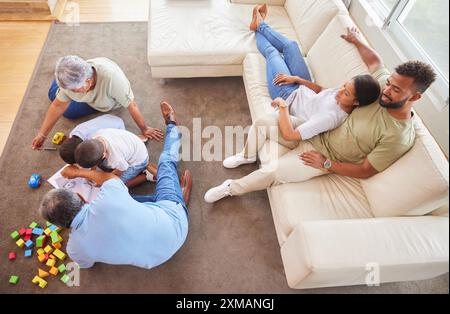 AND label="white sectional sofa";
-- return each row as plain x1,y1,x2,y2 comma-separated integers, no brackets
148,0,449,289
